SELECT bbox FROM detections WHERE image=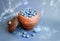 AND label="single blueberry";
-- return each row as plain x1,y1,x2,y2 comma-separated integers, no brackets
24,13,27,17
28,13,31,15
31,9,36,13
33,30,37,33
30,13,33,15
29,9,32,13
31,33,35,36
31,10,34,13
21,10,25,13
22,34,26,38
23,32,27,34
33,13,36,16
34,10,36,13
21,13,25,16
27,12,30,14
28,15,32,18
25,9,30,14
26,34,29,38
